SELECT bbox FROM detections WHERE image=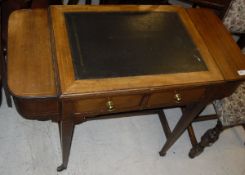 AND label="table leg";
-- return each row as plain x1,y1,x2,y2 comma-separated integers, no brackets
159,87,217,156
57,119,75,172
